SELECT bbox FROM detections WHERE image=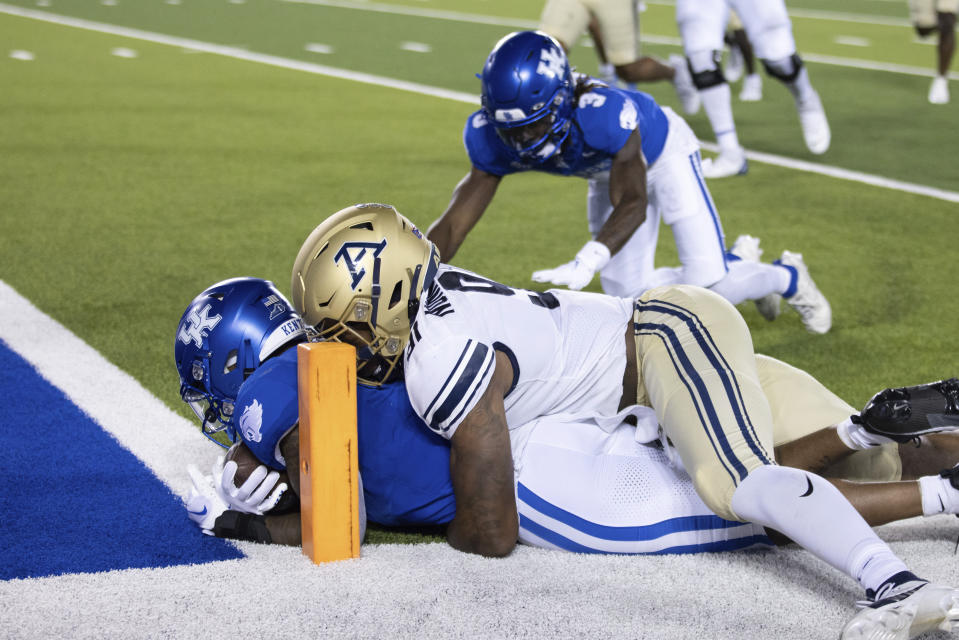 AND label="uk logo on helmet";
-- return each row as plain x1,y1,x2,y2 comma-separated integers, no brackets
537,46,565,79
334,240,388,290
177,304,222,348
